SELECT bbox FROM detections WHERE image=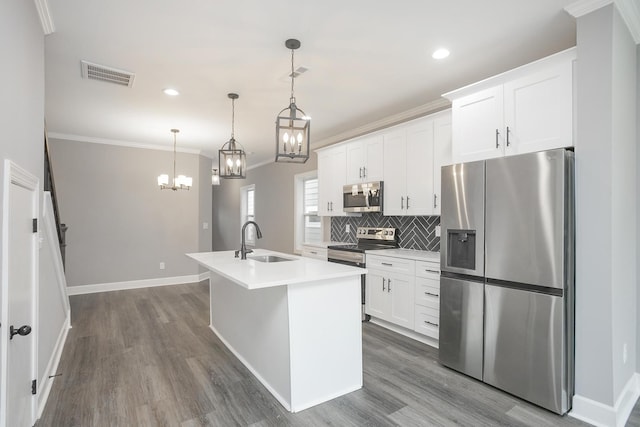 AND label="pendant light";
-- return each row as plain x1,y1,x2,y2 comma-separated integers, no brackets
211,168,220,186
275,38,310,163
157,129,192,190
219,93,247,179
